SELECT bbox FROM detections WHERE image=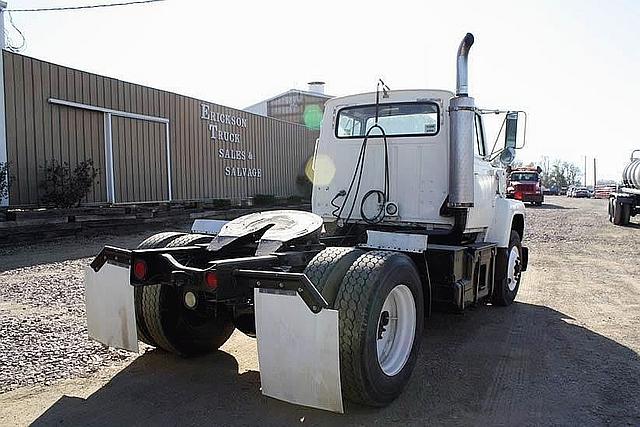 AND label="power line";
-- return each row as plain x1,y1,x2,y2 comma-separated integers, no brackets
7,0,166,13
5,12,26,52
